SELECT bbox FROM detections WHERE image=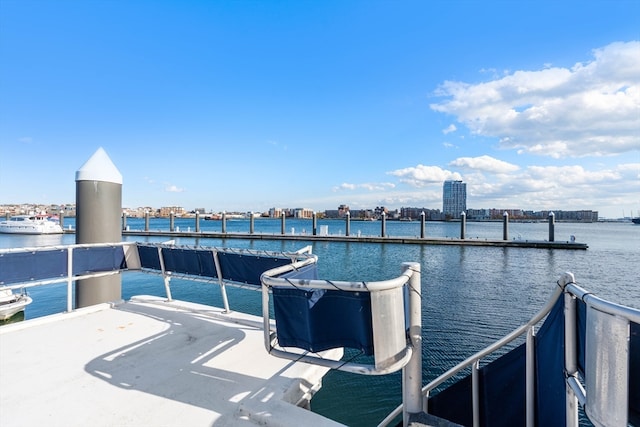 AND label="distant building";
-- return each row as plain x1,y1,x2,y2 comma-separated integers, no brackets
443,180,466,219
